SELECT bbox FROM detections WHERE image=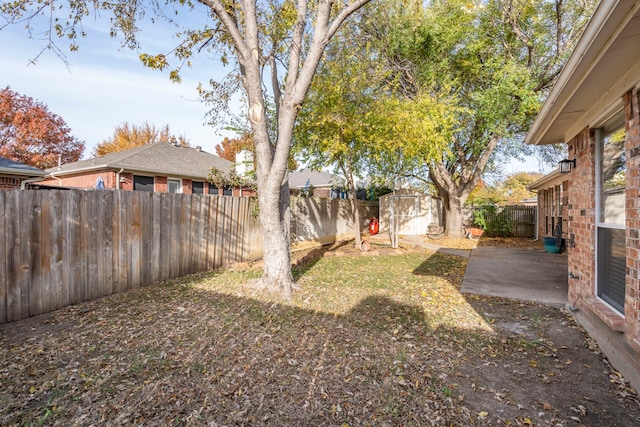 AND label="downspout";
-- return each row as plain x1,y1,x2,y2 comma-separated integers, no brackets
49,172,62,186
116,168,124,190
20,176,46,190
